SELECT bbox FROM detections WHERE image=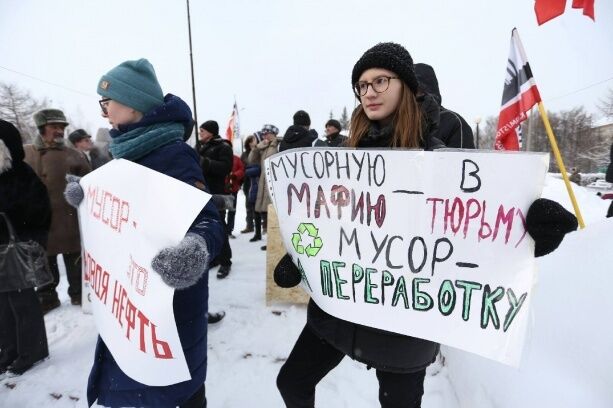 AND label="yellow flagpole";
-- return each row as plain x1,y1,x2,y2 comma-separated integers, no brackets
537,101,586,229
